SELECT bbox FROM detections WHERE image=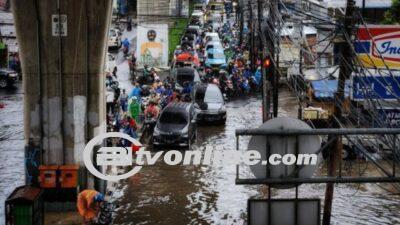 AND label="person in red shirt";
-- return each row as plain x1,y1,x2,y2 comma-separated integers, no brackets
144,101,160,120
